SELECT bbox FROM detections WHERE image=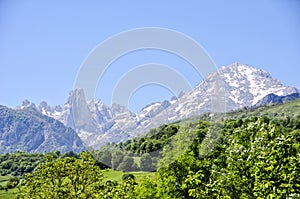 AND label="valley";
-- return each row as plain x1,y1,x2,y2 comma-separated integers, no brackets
0,98,299,198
